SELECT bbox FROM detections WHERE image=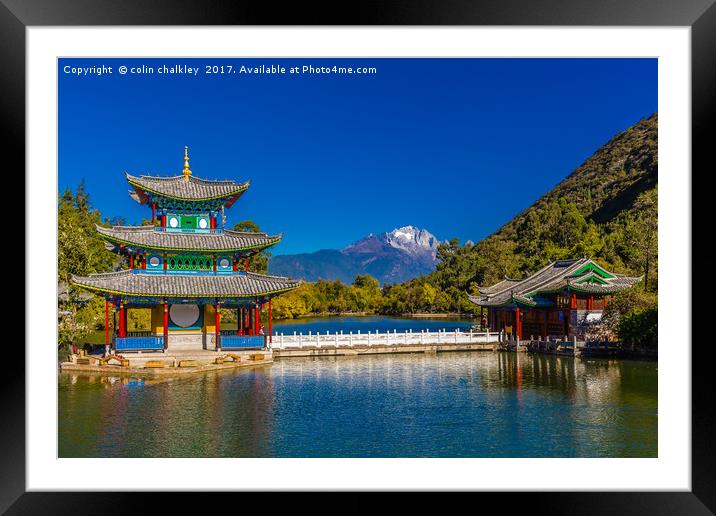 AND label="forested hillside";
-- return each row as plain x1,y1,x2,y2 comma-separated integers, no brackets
428,112,658,297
